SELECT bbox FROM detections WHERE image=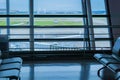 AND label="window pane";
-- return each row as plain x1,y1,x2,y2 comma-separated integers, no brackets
95,41,111,50
34,18,84,26
0,0,6,14
94,28,109,38
92,18,108,25
34,28,85,51
34,41,84,51
10,0,29,14
10,18,29,26
9,42,30,51
0,18,6,26
34,28,84,39
34,0,83,15
10,28,29,39
91,0,106,15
